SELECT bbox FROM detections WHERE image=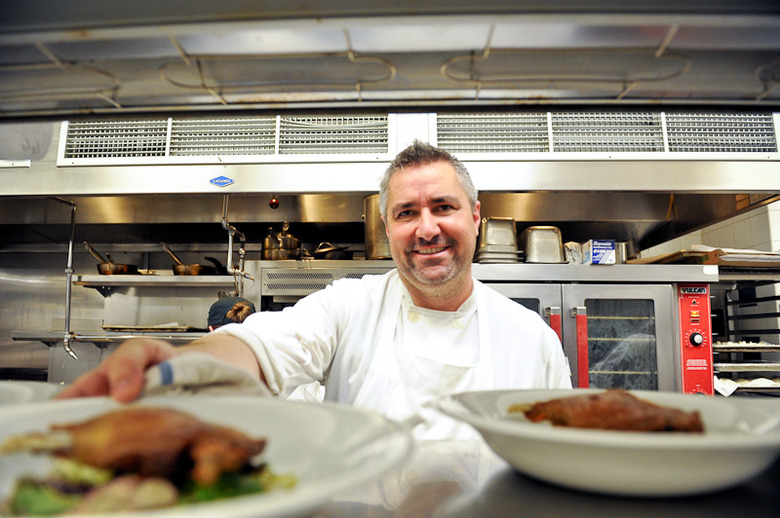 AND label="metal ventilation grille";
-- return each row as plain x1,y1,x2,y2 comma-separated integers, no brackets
345,273,372,279
278,115,388,154
437,113,549,153
550,112,664,152
666,113,778,152
61,115,389,163
265,272,336,281
263,271,336,293
260,267,395,296
264,282,335,292
169,117,276,155
63,120,168,158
